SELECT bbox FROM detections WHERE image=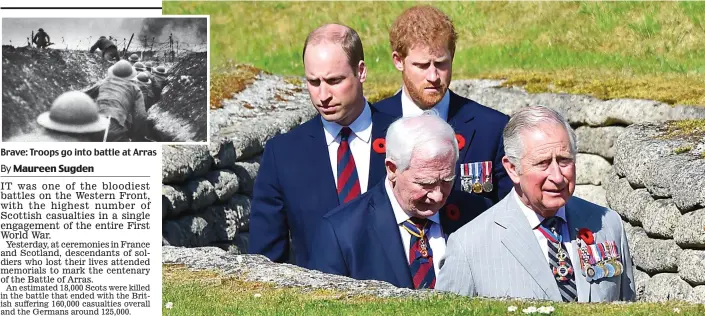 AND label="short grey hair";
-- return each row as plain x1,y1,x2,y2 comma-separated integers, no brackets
503,106,577,174
385,110,459,171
